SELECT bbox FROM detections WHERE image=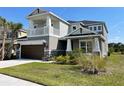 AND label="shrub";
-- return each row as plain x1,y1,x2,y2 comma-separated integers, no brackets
92,55,107,72
78,54,107,74
54,54,78,65
55,55,66,64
